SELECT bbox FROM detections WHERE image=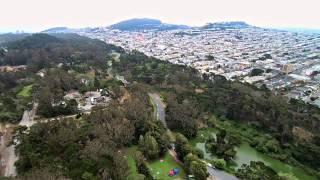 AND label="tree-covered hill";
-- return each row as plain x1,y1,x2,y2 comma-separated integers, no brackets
7,33,63,49
201,21,251,30
0,33,122,68
0,34,122,123
110,18,190,31
0,33,30,45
